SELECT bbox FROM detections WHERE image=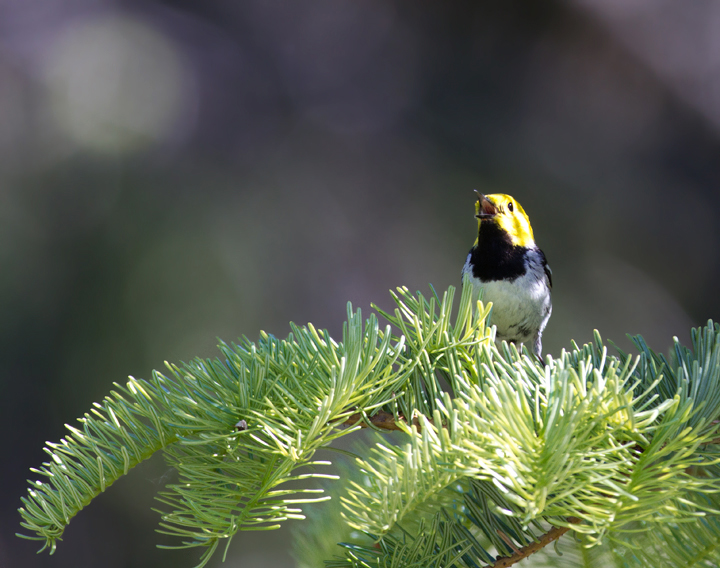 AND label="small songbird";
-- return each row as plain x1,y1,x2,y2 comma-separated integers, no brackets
462,192,552,356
